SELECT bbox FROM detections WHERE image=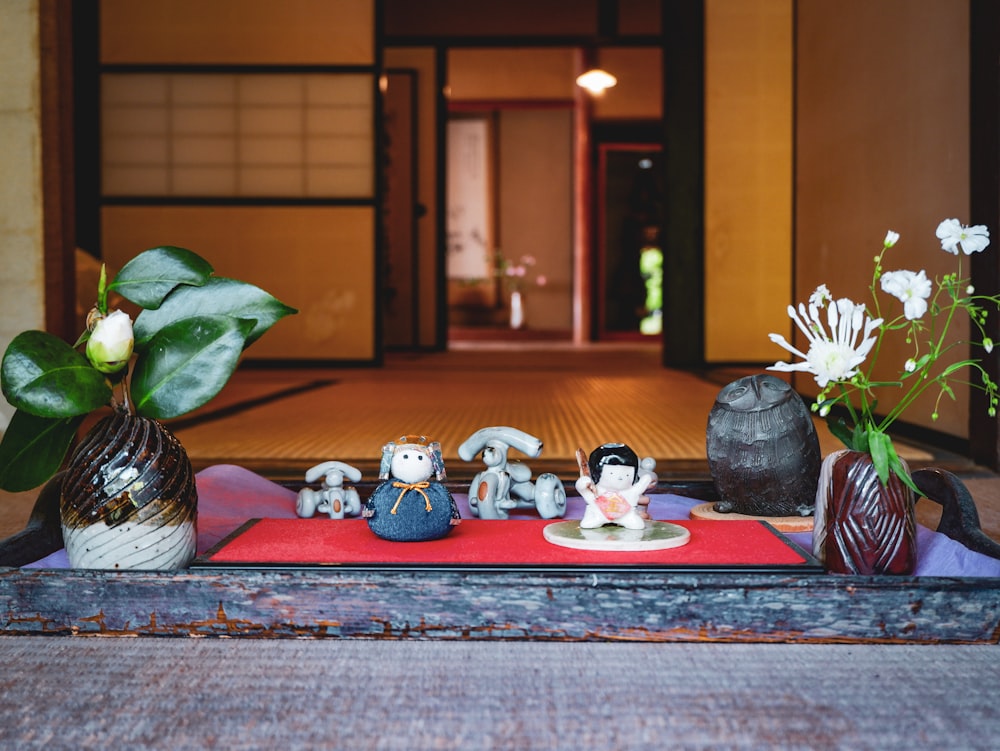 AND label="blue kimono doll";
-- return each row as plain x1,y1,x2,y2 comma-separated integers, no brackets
363,435,462,542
